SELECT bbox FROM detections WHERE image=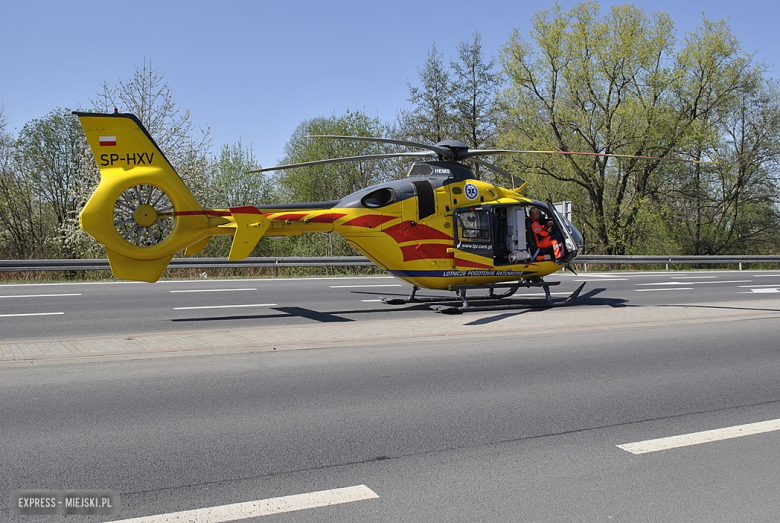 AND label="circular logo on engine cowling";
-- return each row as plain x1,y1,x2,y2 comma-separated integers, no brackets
464,183,479,200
